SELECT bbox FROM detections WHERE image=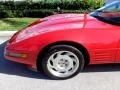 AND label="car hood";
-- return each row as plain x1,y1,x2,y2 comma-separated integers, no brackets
15,14,94,41
21,14,89,33
42,13,85,21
